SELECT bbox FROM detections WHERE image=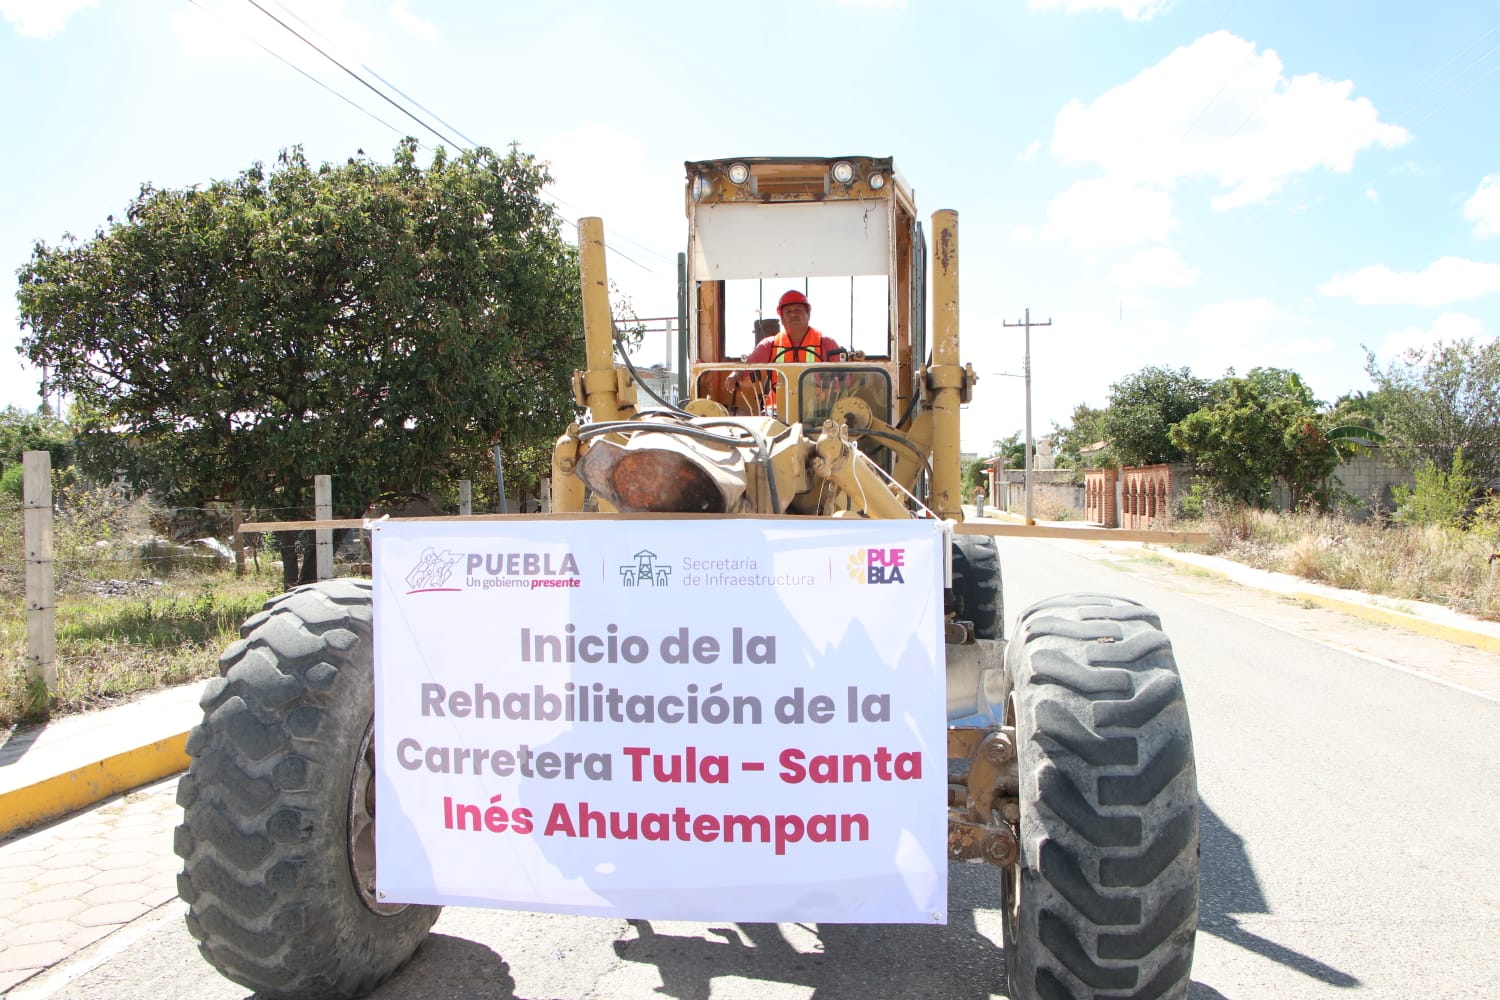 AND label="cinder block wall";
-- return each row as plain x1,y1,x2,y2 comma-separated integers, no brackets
1333,454,1413,519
